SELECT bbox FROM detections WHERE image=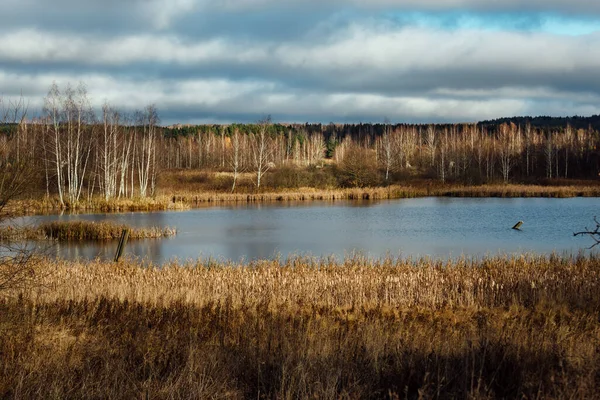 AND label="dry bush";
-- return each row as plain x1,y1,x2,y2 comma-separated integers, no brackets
337,146,381,188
